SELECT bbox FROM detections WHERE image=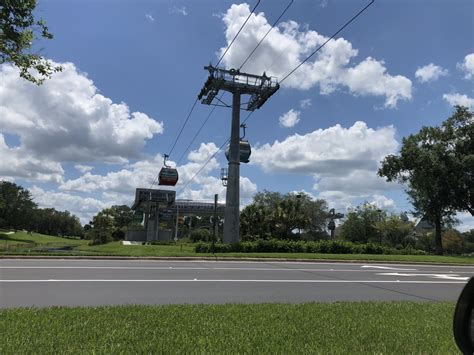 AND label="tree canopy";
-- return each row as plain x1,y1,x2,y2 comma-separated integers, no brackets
240,190,329,240
0,0,62,84
378,106,473,254
0,181,83,236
